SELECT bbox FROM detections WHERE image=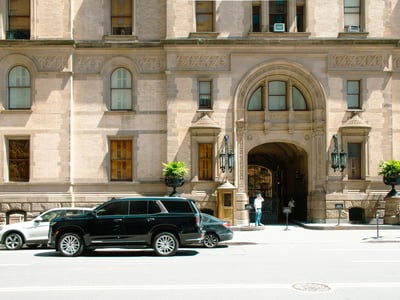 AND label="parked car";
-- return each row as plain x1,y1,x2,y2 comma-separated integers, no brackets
48,197,204,257
200,213,233,248
0,207,92,250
